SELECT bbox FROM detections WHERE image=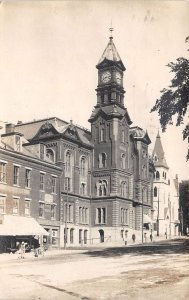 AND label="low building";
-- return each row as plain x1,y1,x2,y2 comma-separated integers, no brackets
0,126,62,252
